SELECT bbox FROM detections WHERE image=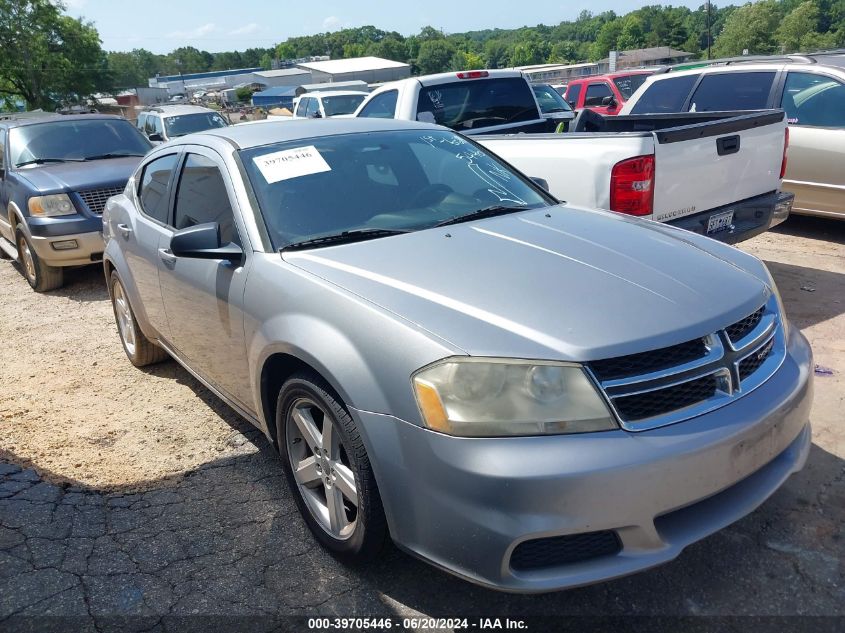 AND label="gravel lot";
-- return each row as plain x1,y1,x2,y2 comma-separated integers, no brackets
0,215,842,630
